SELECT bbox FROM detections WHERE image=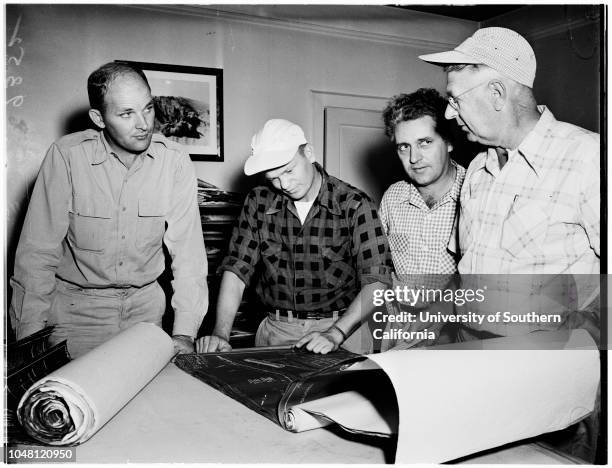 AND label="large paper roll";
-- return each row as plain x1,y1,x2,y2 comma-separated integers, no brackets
17,323,174,445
